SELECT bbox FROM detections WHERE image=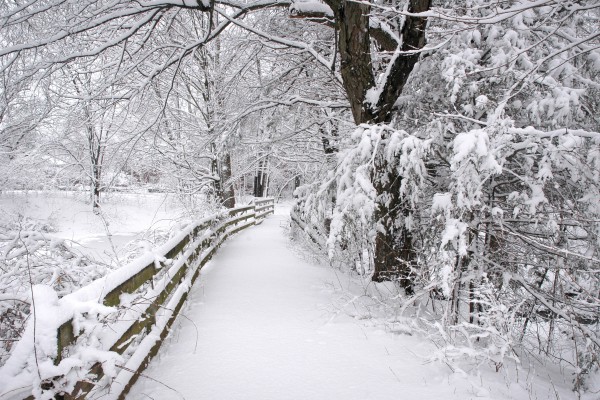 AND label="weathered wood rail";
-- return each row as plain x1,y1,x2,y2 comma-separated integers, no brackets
3,198,274,400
